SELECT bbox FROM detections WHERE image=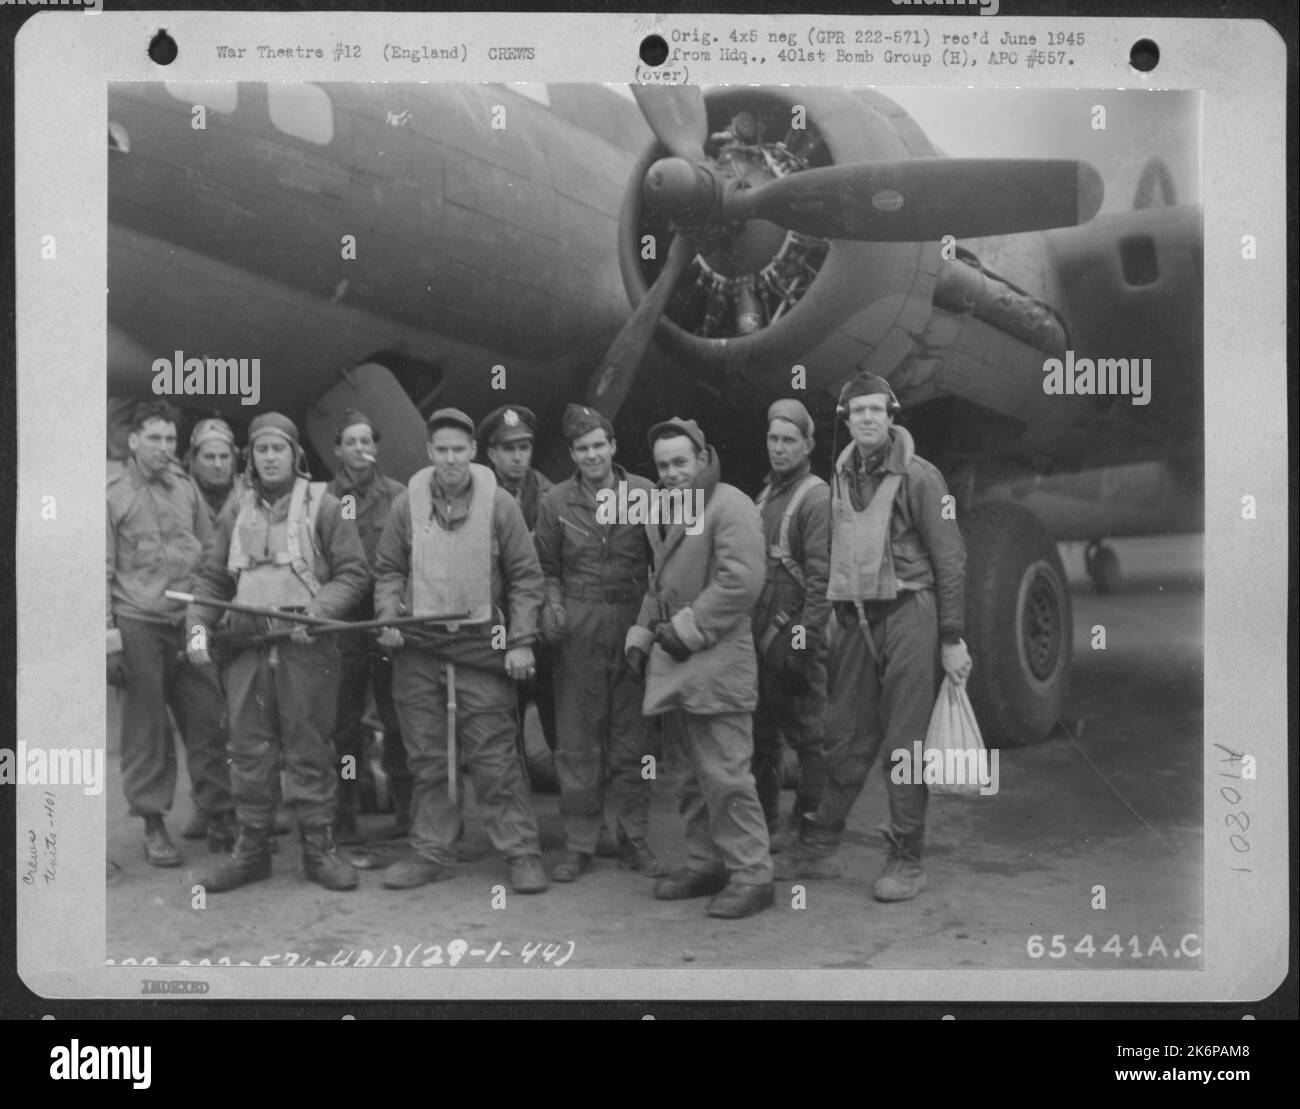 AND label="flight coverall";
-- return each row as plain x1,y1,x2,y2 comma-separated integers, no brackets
498,466,558,754
751,461,831,830
812,425,966,861
533,465,655,855
108,459,232,821
327,468,410,820
373,465,546,867
629,452,772,885
189,480,369,829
